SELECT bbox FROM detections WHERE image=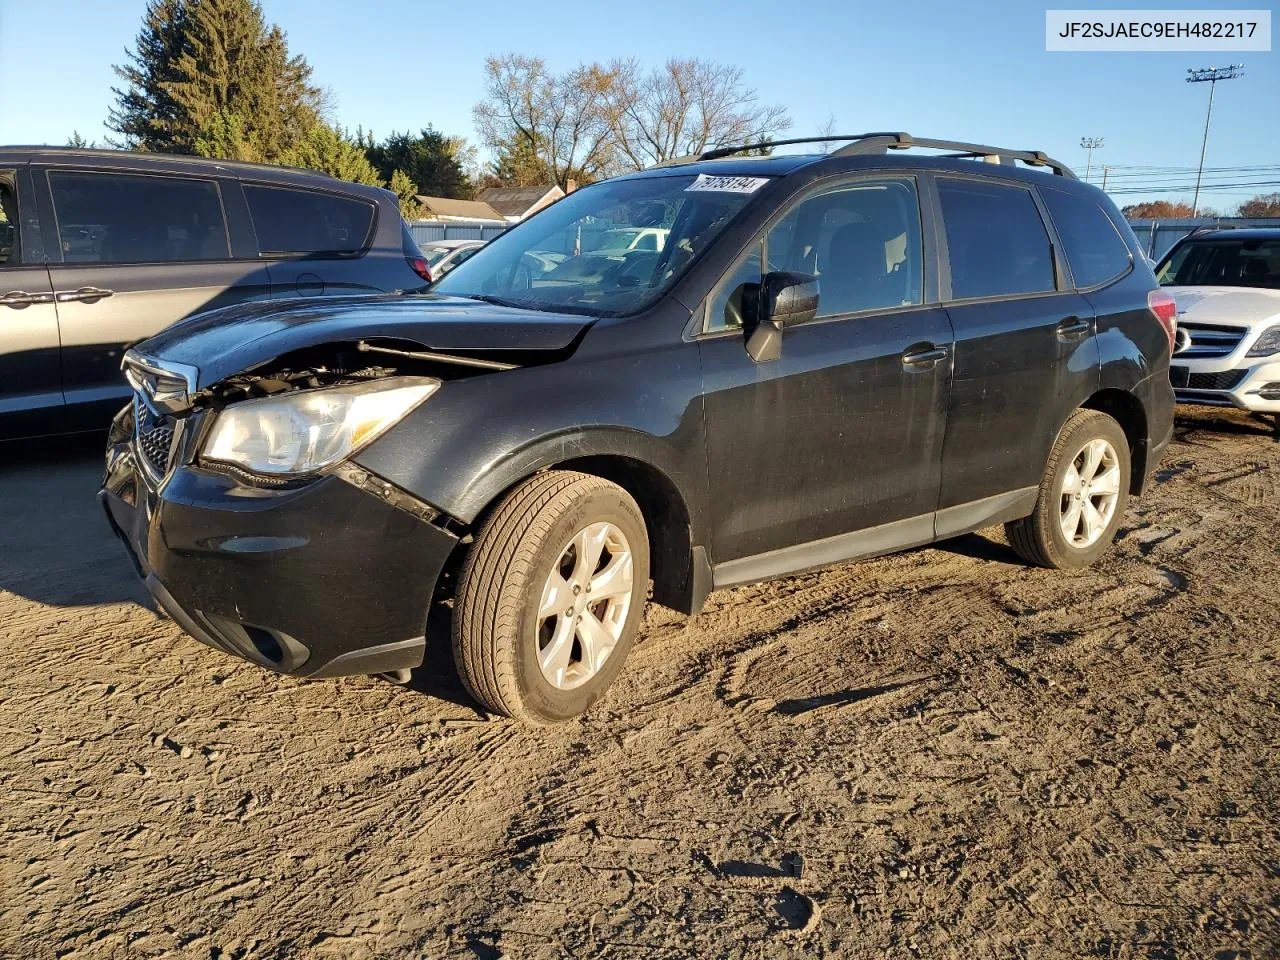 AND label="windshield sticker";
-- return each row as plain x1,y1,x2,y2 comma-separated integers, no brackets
685,175,770,194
